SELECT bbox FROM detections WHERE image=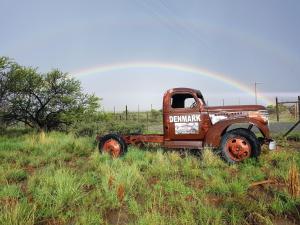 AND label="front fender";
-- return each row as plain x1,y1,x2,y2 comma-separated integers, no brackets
204,118,270,148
